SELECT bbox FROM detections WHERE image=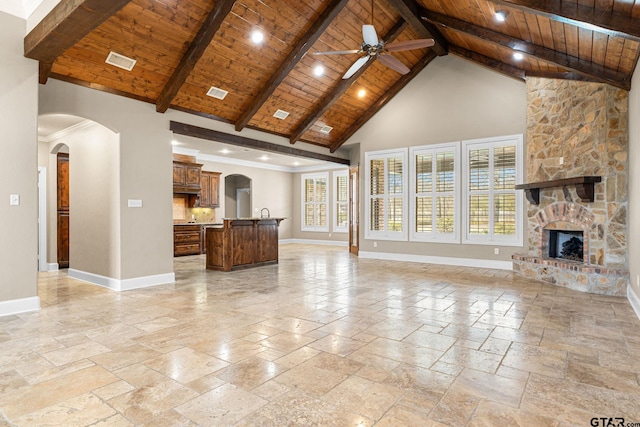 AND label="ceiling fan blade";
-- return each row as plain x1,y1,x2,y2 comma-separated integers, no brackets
384,39,435,52
313,49,361,55
378,54,410,75
343,56,370,79
362,24,378,46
